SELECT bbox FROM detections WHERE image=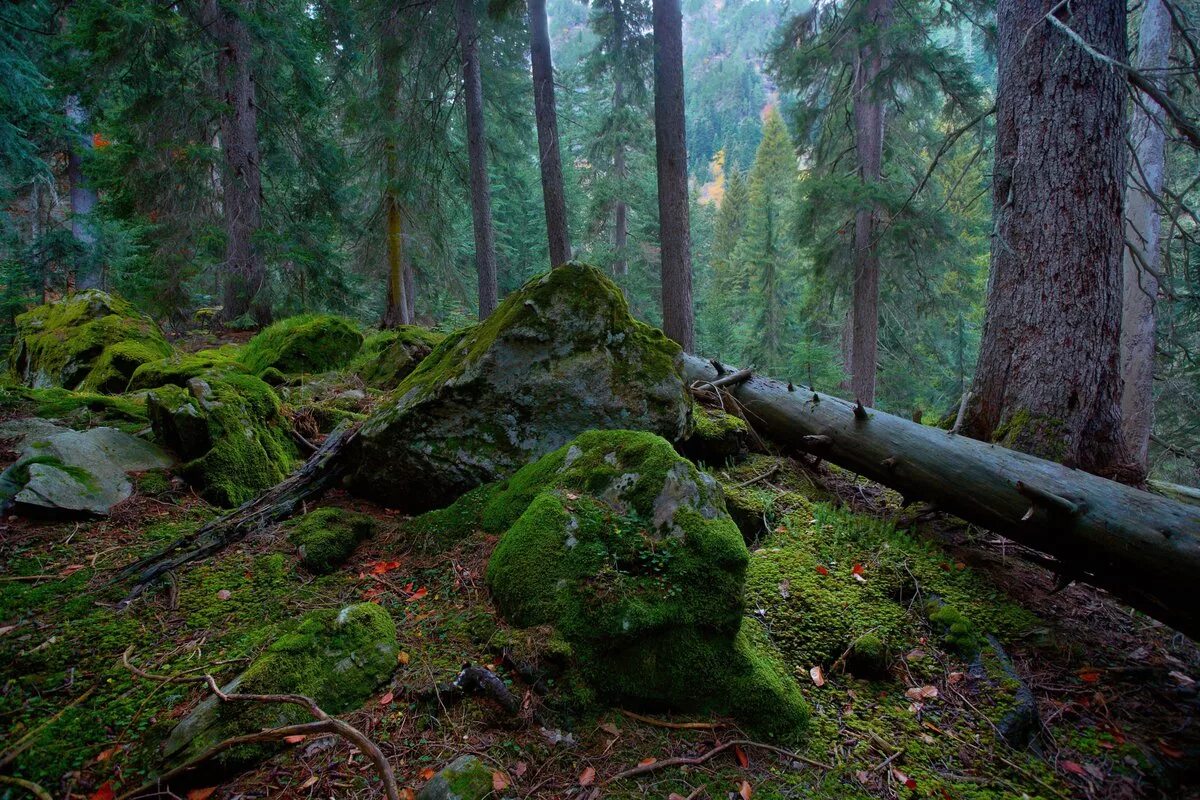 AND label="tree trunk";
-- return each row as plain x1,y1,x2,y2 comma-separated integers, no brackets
64,95,101,291
652,0,695,351
848,0,891,407
963,0,1134,479
612,77,629,278
683,355,1200,641
380,3,410,329
404,248,416,322
205,0,268,325
1120,0,1170,470
528,0,572,268
456,0,499,318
